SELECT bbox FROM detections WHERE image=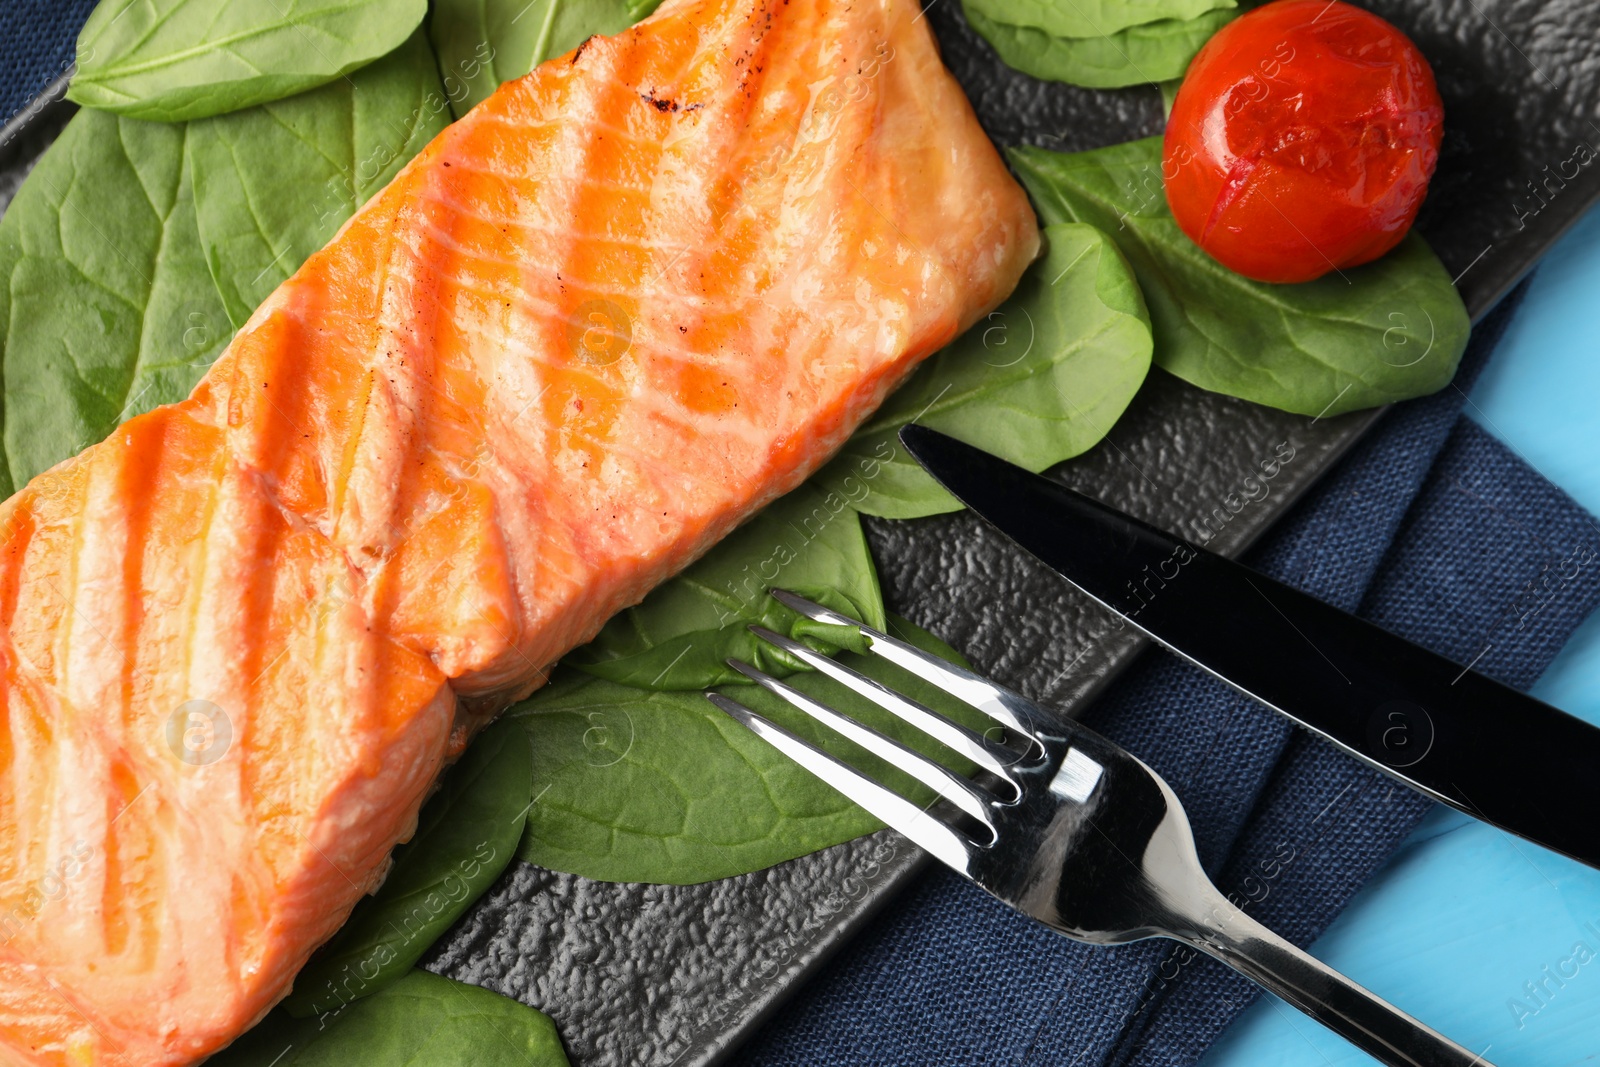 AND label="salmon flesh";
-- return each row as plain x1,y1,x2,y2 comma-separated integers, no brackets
0,0,1038,1062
